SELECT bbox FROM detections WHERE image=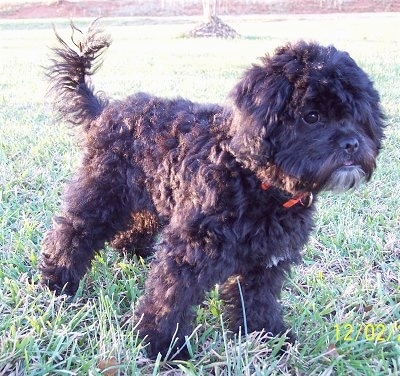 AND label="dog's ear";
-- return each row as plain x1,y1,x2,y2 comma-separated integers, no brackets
227,61,293,168
352,77,386,151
